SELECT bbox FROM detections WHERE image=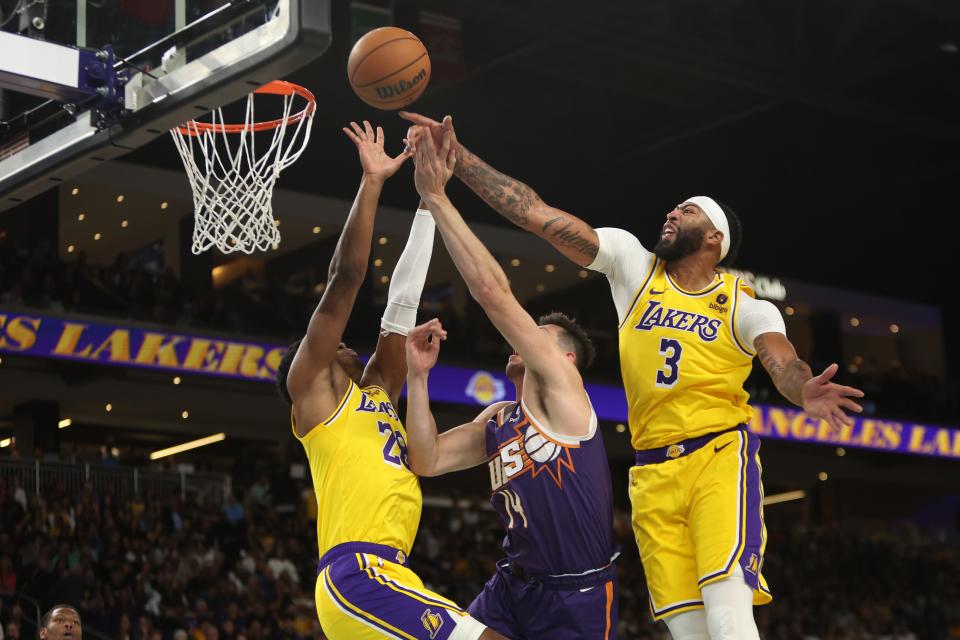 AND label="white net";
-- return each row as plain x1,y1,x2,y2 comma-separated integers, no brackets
171,84,315,254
